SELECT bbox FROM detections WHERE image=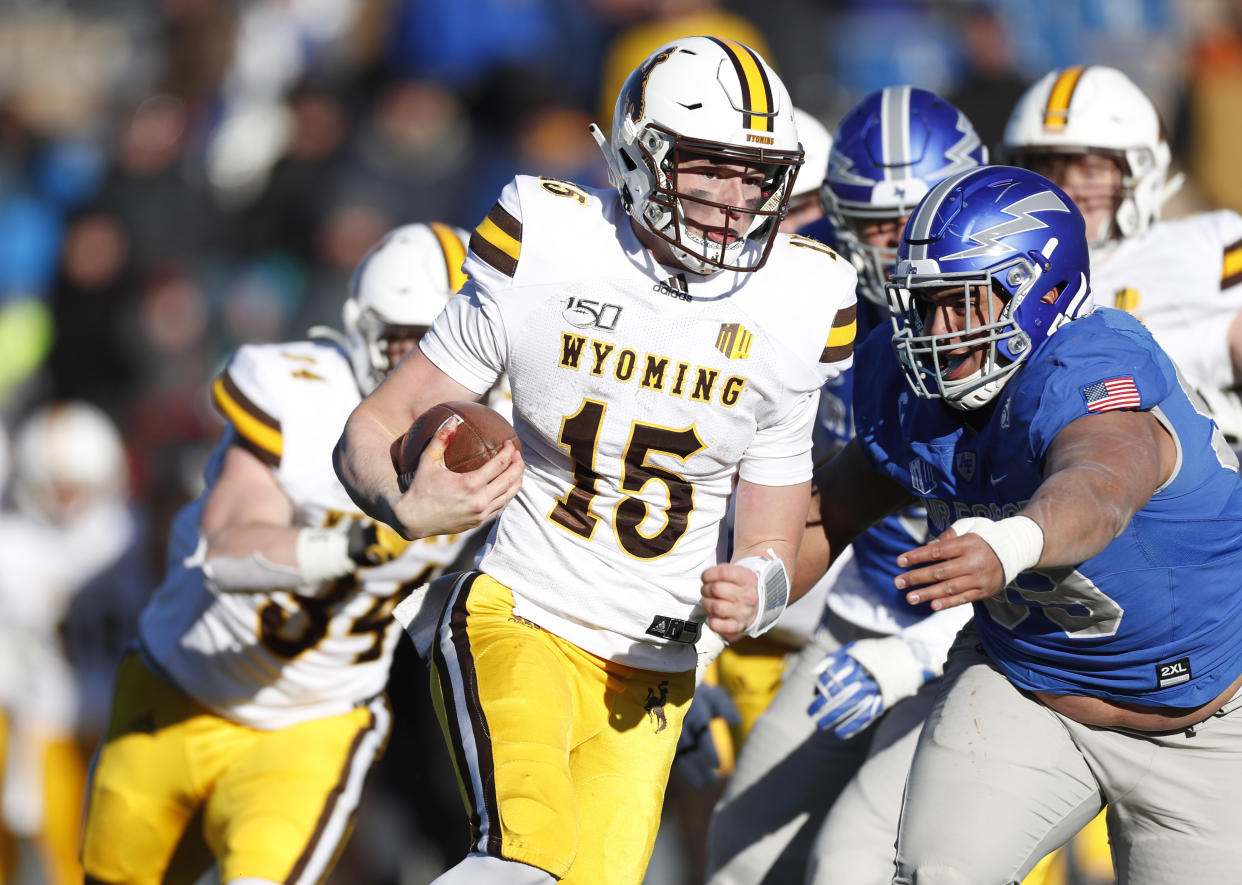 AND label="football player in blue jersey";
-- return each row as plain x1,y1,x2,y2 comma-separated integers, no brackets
708,86,988,885
796,163,1242,885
